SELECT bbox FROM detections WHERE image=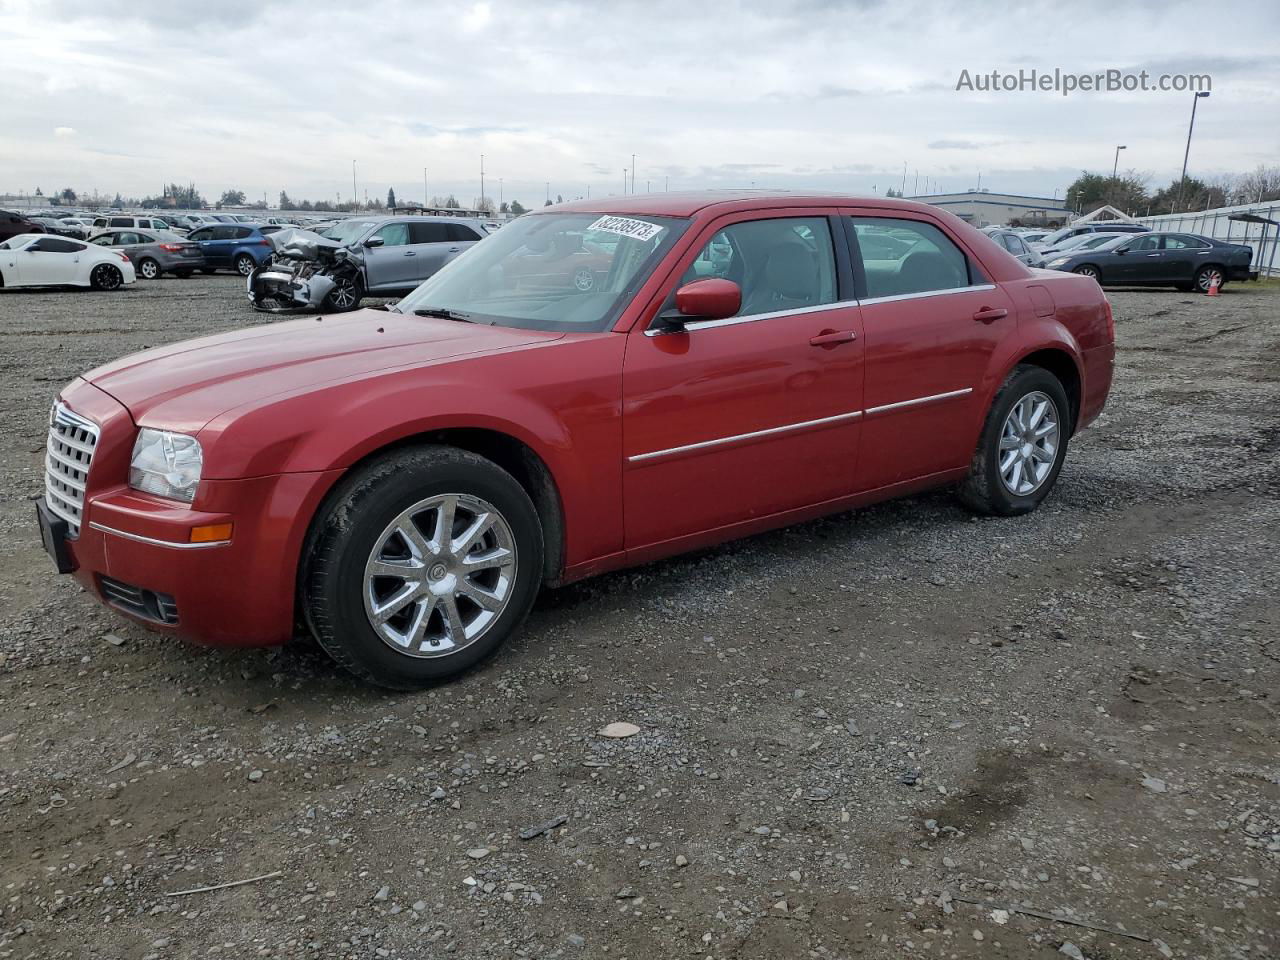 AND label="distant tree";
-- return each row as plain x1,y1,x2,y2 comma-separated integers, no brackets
499,201,509,214
509,200,527,215
1230,164,1280,204
473,196,496,214
111,193,123,209
444,195,460,209
34,186,43,196
556,194,563,204
218,189,247,208
1145,176,1227,216
59,187,77,203
279,190,292,209
298,199,313,211
883,188,902,198
543,199,553,206
387,187,397,209
313,200,334,212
